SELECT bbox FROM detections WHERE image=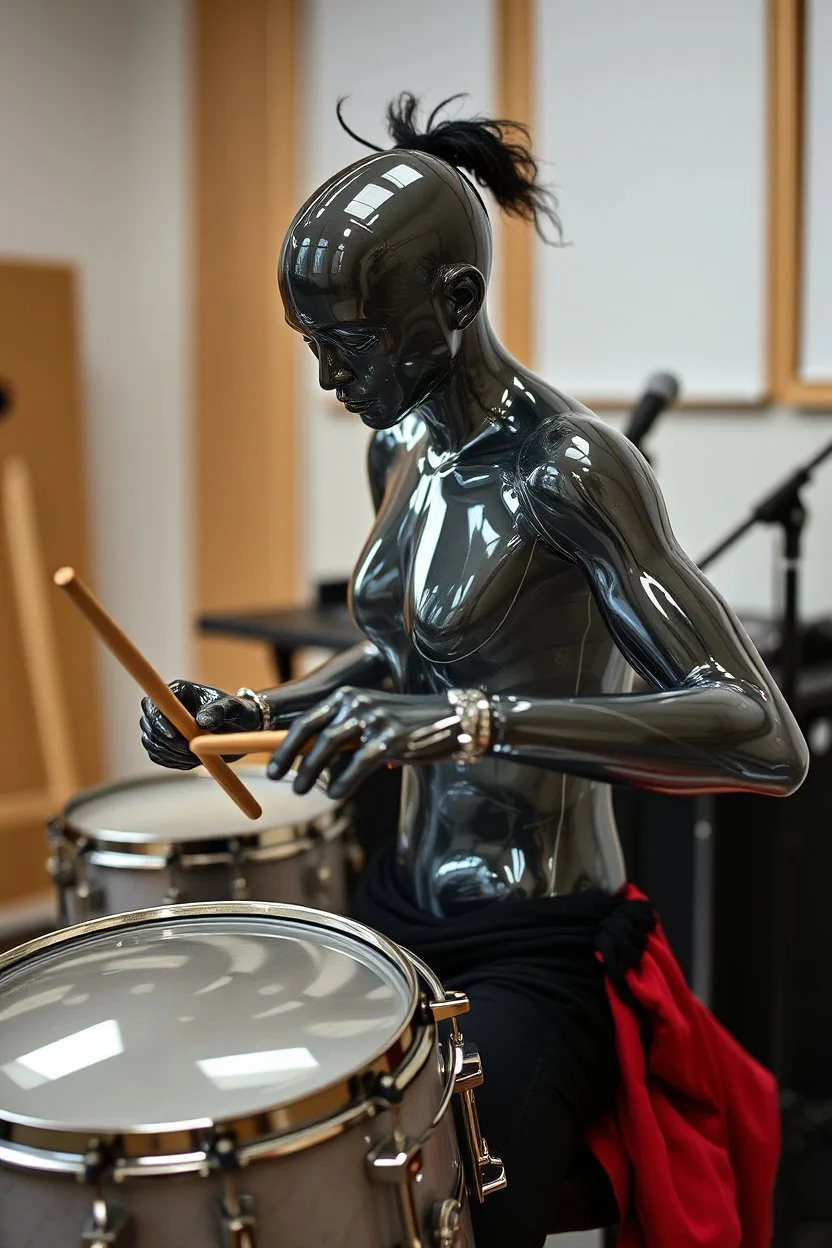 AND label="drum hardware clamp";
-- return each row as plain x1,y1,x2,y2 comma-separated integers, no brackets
365,1121,425,1248
227,840,251,902
219,1183,257,1248
163,849,183,905
432,1197,464,1247
81,1196,132,1248
425,987,507,1203
205,1129,258,1244
59,835,103,918
78,1144,133,1248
